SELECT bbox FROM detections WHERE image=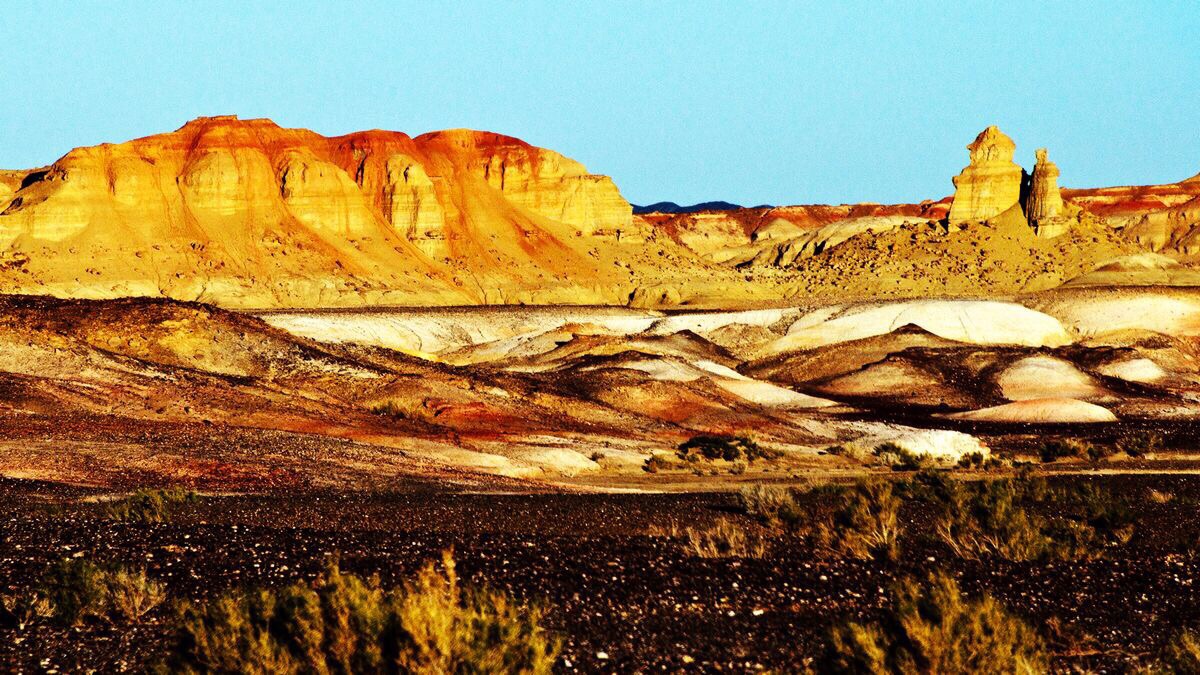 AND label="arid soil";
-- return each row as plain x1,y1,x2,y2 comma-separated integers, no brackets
3,474,1200,673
